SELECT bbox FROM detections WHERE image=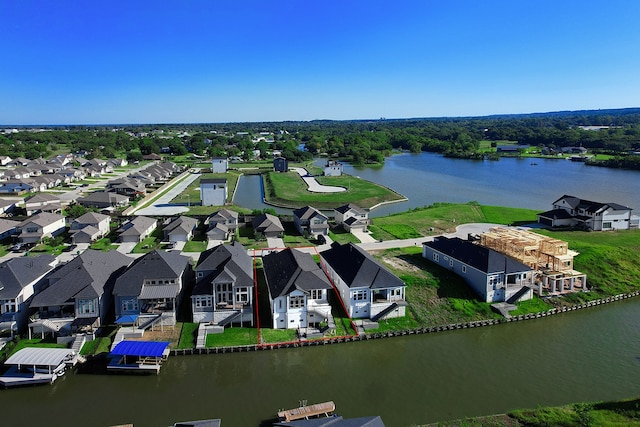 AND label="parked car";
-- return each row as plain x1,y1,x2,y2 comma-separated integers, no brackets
63,244,78,253
10,244,24,252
